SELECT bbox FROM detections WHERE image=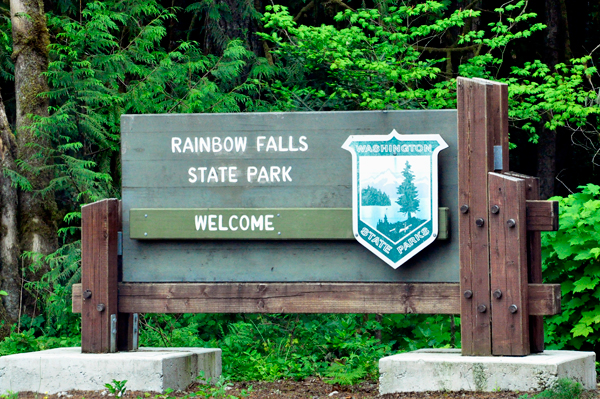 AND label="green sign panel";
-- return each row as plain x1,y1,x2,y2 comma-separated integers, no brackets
343,130,448,269
130,208,353,240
